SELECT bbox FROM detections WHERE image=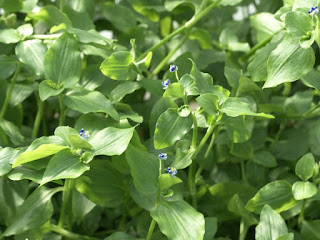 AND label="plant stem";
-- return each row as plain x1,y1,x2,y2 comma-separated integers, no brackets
32,93,44,138
0,63,21,120
26,34,62,40
137,0,223,61
191,113,198,150
60,0,65,12
270,121,285,149
239,219,249,240
146,218,156,240
151,33,190,78
189,117,218,209
298,199,306,227
59,94,66,126
58,179,74,229
240,160,247,183
50,225,100,240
